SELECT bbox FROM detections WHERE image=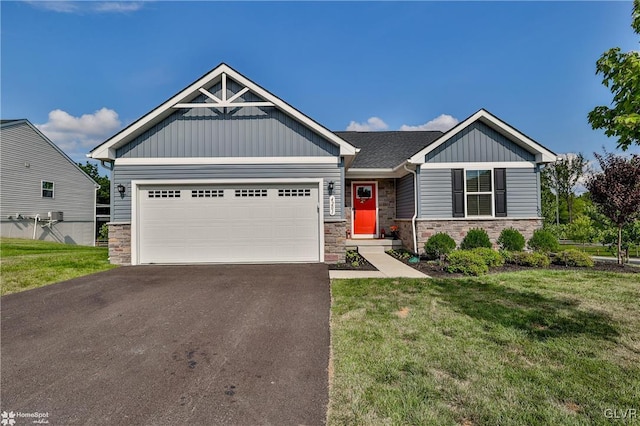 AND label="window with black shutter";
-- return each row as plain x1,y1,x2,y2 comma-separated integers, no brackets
494,168,507,217
452,169,465,217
